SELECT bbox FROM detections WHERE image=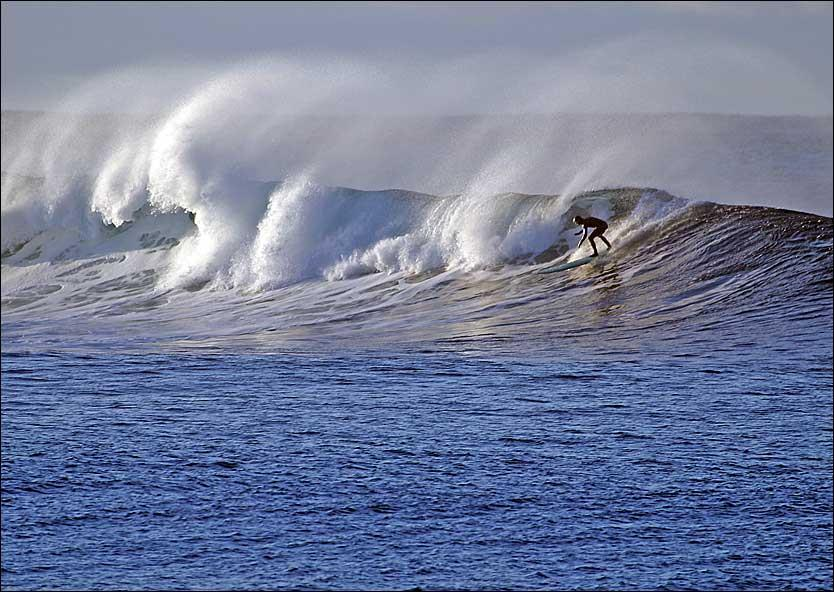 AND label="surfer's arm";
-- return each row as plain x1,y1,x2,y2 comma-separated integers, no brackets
576,227,587,246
